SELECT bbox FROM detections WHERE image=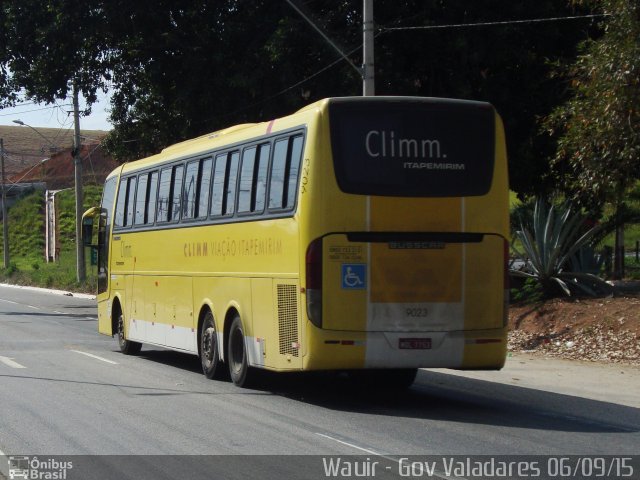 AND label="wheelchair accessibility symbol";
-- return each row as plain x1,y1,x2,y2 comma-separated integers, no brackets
342,264,366,289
